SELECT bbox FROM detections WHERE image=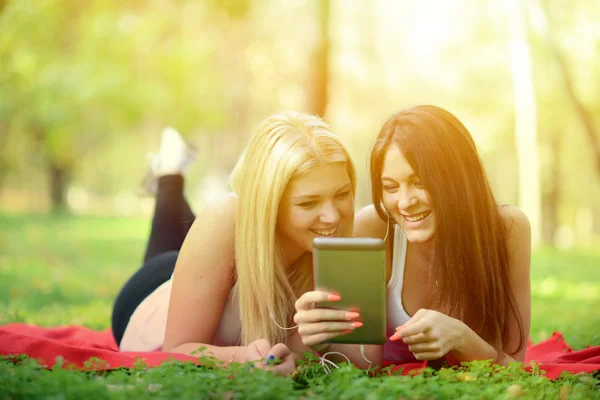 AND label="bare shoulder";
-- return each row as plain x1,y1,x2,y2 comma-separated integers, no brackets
499,205,531,274
354,204,388,239
179,192,237,263
199,192,237,221
499,205,531,239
